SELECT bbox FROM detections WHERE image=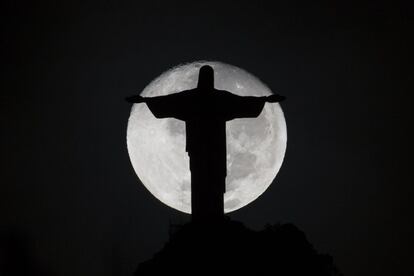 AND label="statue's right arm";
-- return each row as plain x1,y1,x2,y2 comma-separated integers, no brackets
125,92,188,120
125,95,146,103
125,93,184,104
